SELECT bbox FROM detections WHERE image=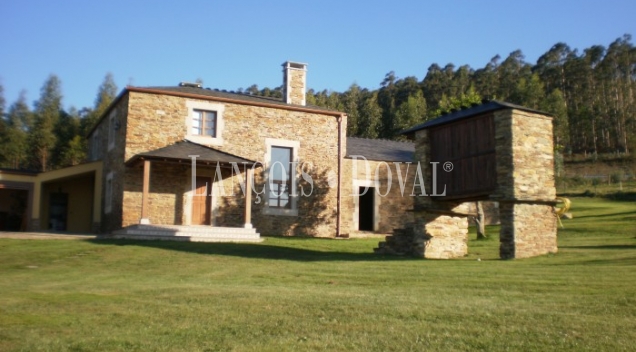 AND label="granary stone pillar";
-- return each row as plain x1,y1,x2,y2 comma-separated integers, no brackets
411,129,470,259
493,109,558,259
